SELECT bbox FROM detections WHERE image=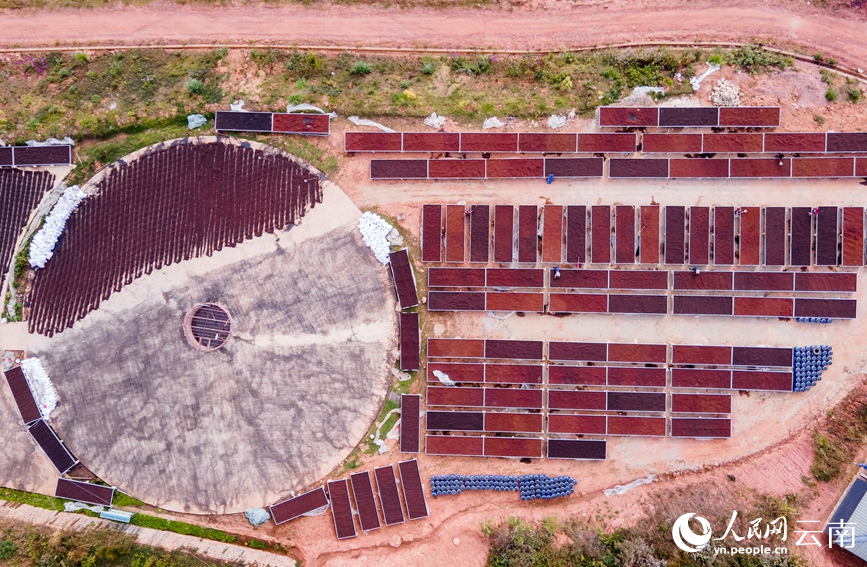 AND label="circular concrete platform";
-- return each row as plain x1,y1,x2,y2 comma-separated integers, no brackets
27,140,397,514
